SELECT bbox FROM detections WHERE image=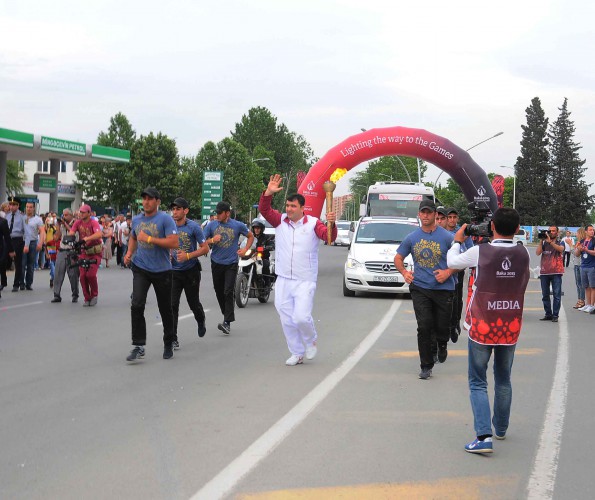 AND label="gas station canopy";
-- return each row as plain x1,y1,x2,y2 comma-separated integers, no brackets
0,127,130,163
